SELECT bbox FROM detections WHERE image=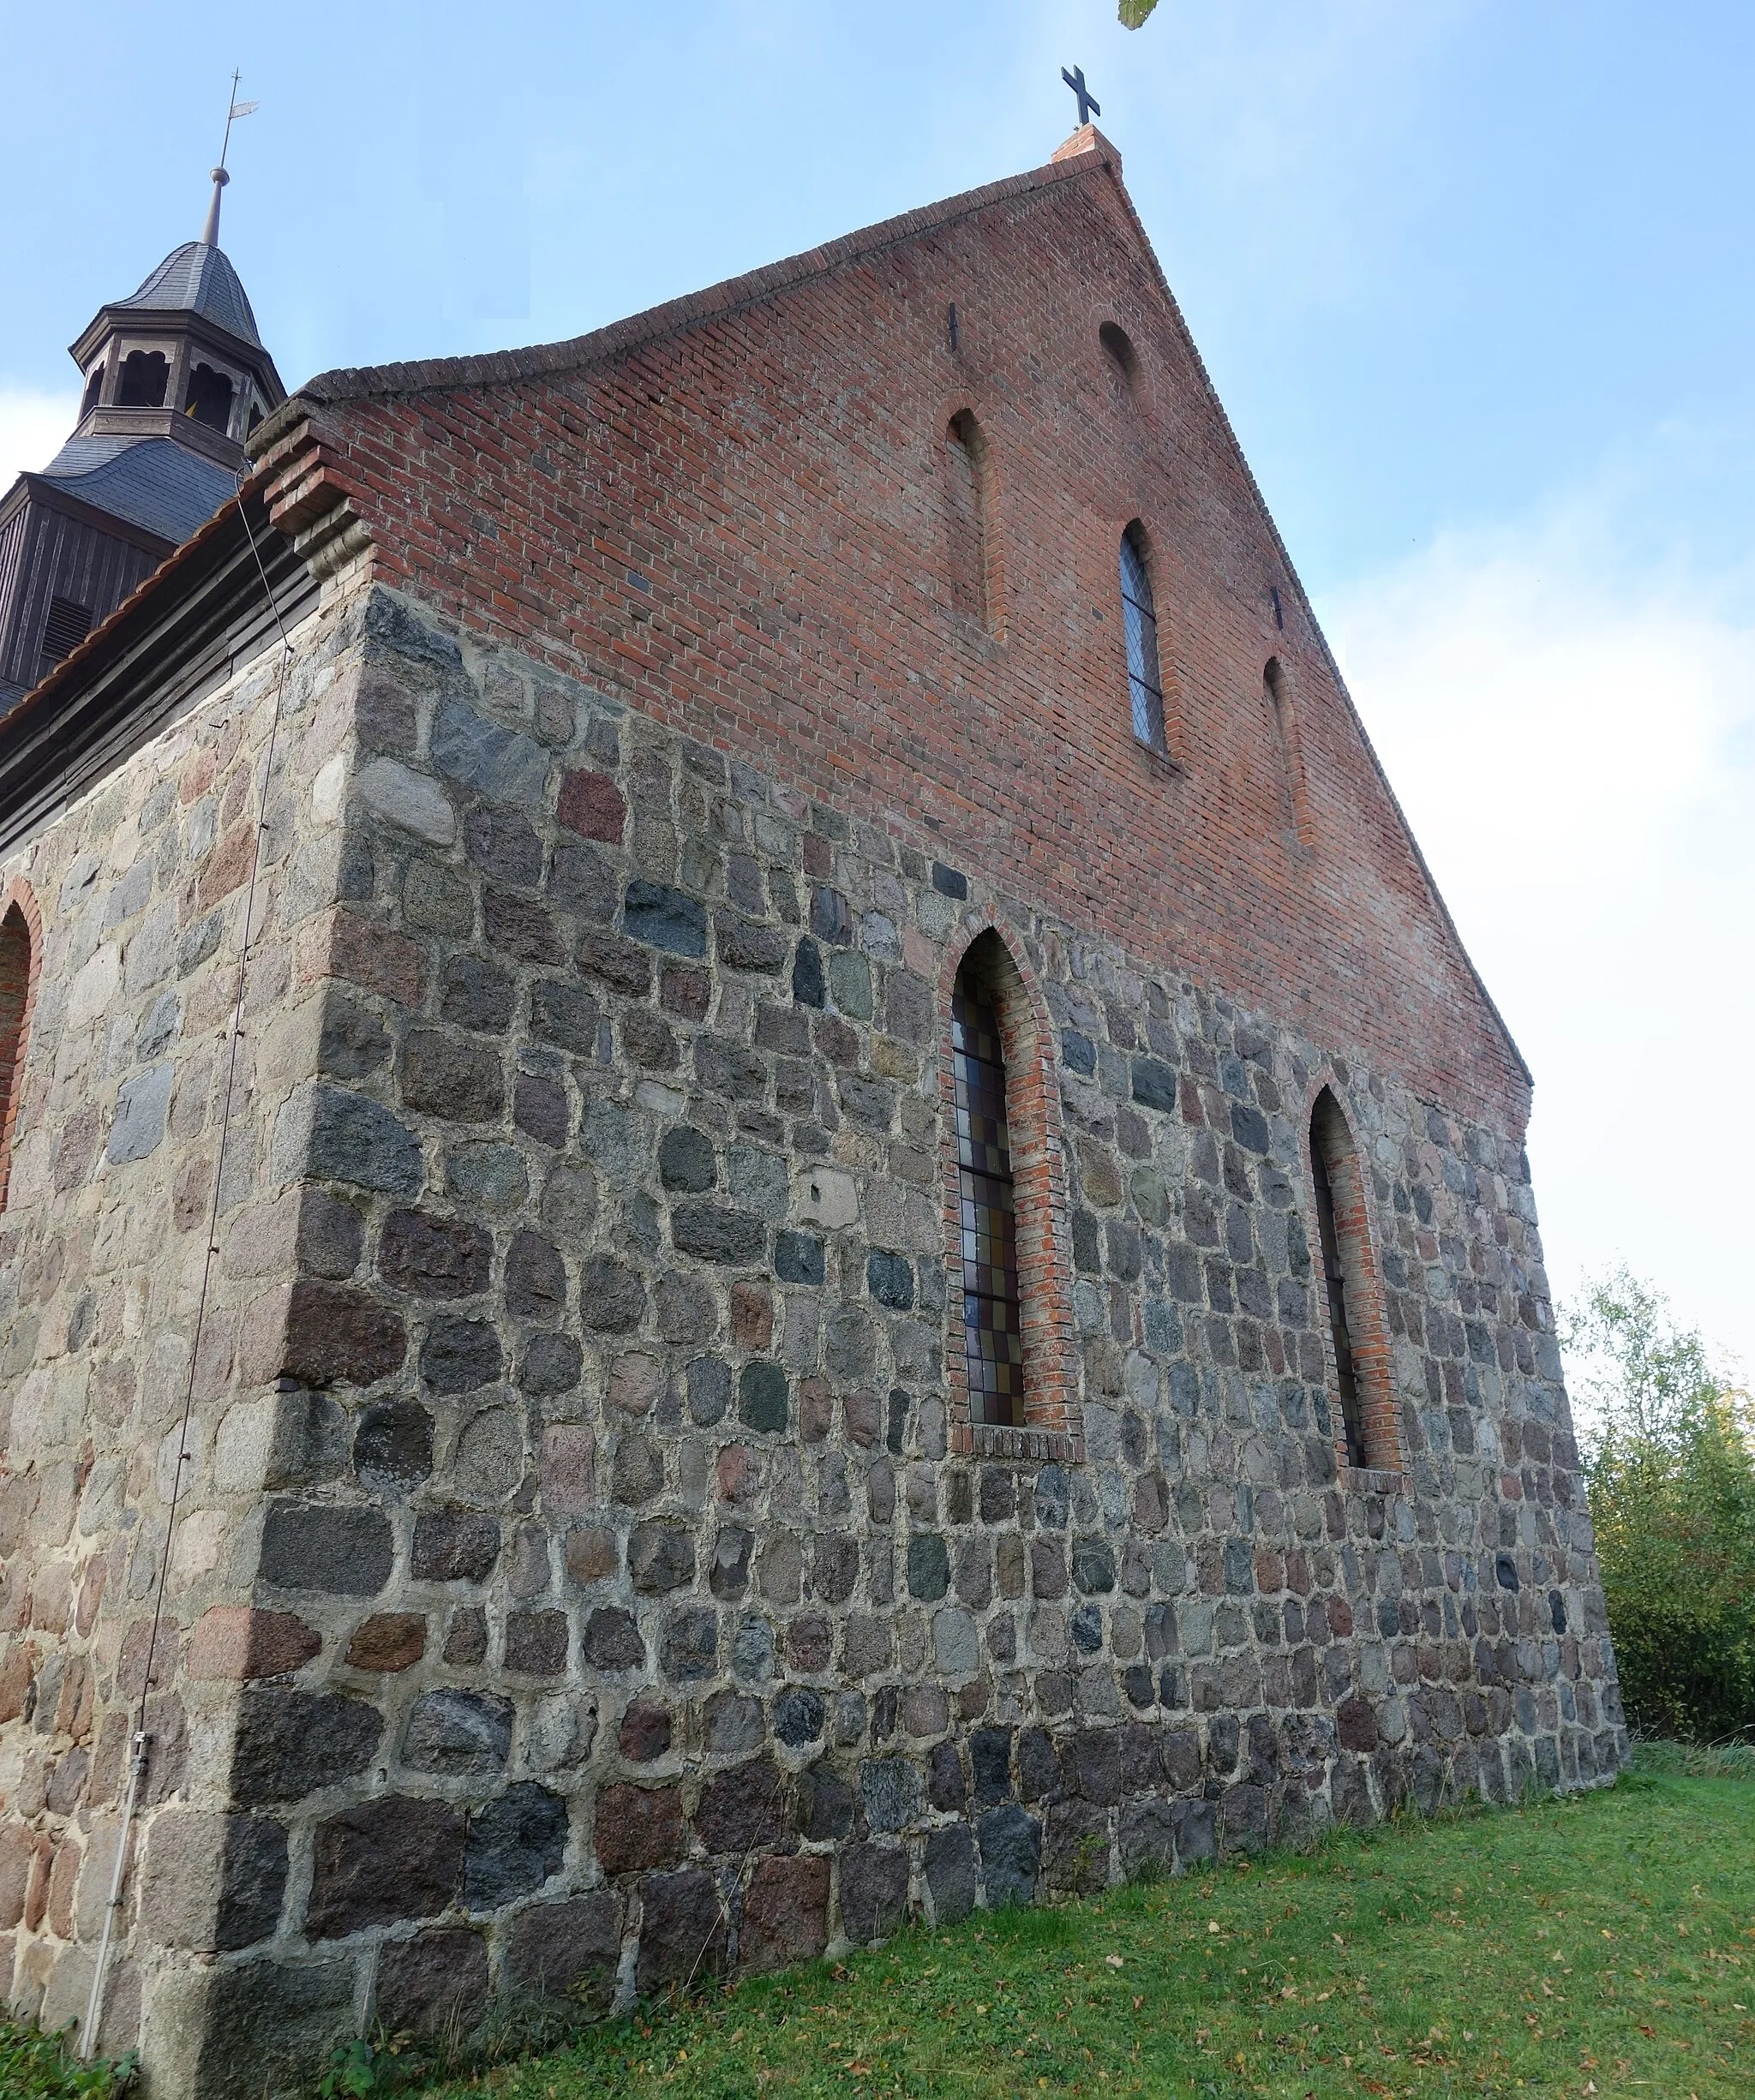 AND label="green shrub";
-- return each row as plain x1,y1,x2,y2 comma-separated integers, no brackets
1564,1269,1755,1742
0,2017,135,2097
